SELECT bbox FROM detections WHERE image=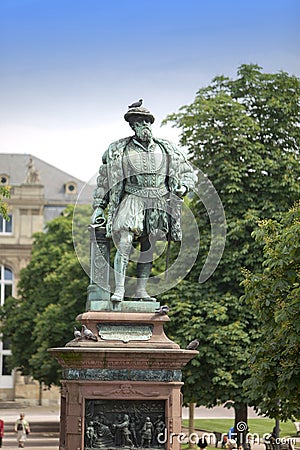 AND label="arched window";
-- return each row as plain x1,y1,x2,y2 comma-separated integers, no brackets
0,265,13,306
